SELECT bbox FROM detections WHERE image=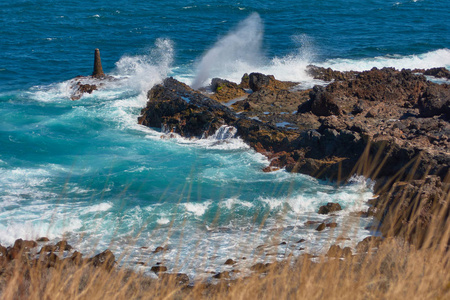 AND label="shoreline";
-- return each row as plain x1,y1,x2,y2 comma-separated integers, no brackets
137,65,449,247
